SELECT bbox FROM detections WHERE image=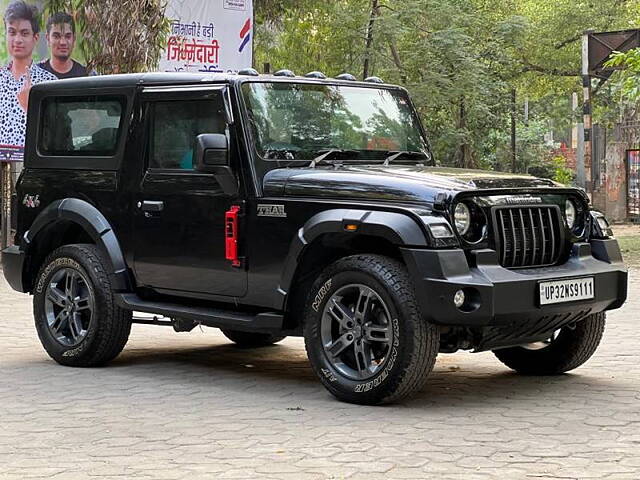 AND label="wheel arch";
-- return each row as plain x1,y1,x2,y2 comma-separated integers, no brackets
22,198,131,293
279,209,428,331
